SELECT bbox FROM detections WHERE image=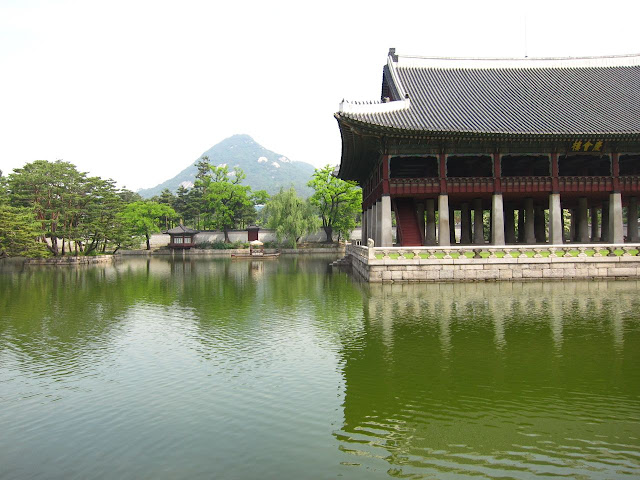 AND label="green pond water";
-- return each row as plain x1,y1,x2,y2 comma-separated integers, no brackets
1,256,639,479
